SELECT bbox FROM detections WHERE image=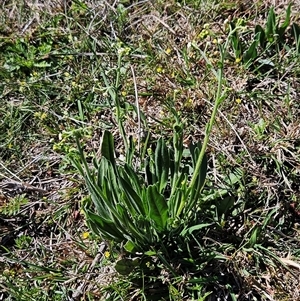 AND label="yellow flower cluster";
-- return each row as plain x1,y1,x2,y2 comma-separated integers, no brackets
82,232,89,239
34,111,47,120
